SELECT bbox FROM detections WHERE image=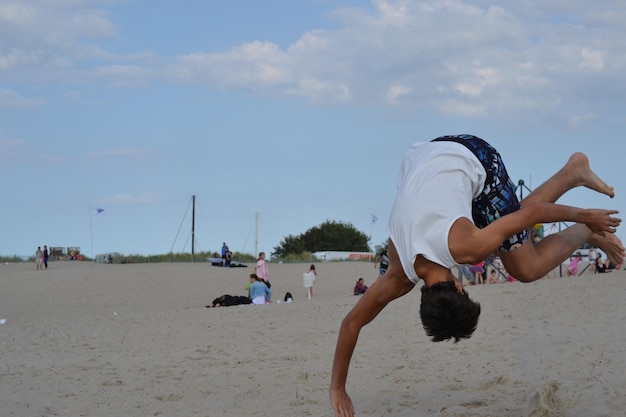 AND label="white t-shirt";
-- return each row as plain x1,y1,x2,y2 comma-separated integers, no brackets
387,141,486,283
303,272,315,288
